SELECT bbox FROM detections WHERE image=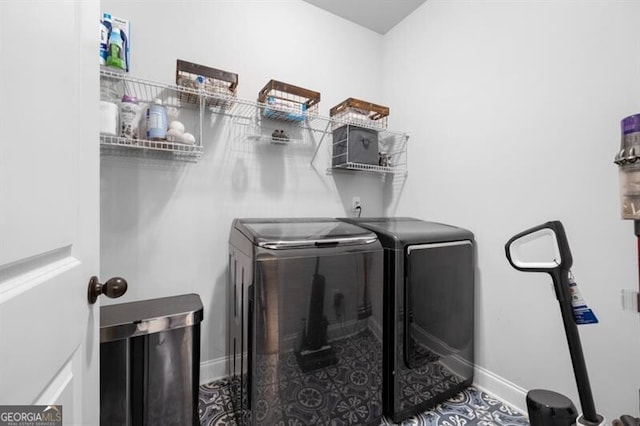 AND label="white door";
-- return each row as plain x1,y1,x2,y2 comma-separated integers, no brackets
0,1,102,424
